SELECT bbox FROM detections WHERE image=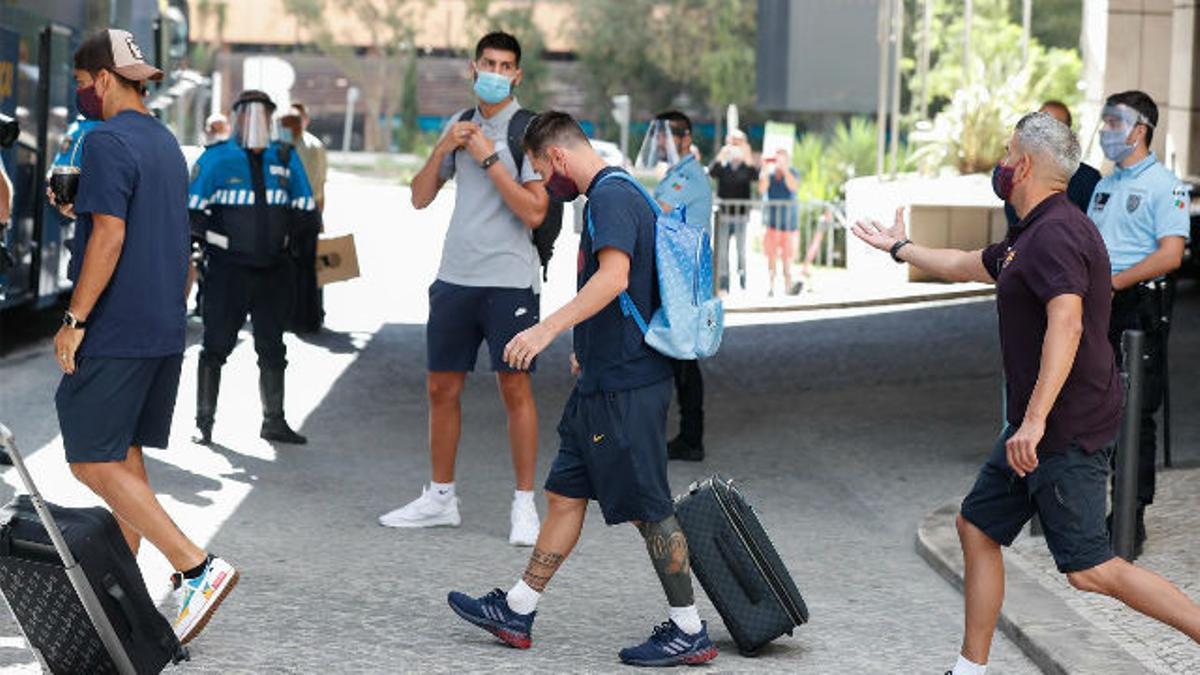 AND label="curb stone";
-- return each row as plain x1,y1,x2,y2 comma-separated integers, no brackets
915,501,1149,675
